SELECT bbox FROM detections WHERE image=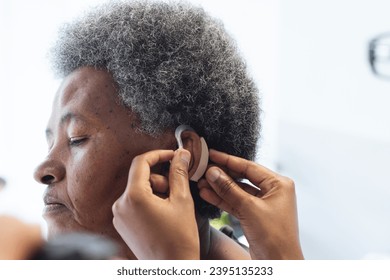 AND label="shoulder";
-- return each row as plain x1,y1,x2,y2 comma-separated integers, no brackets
207,226,251,260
